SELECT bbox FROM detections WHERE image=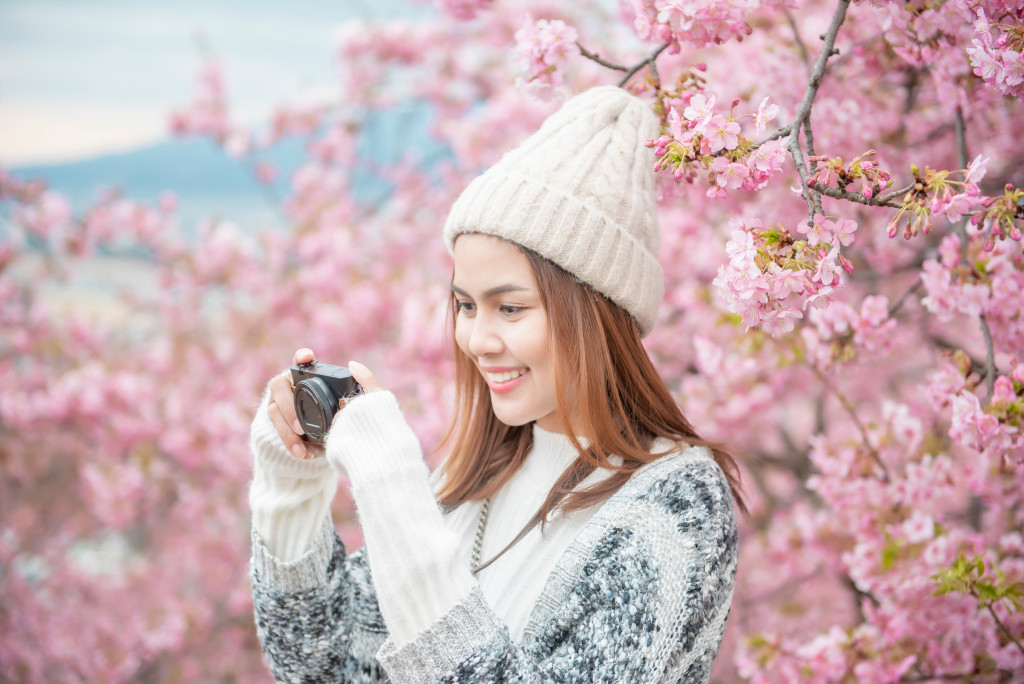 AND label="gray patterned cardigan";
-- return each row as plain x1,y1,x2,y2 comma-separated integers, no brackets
251,440,739,683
